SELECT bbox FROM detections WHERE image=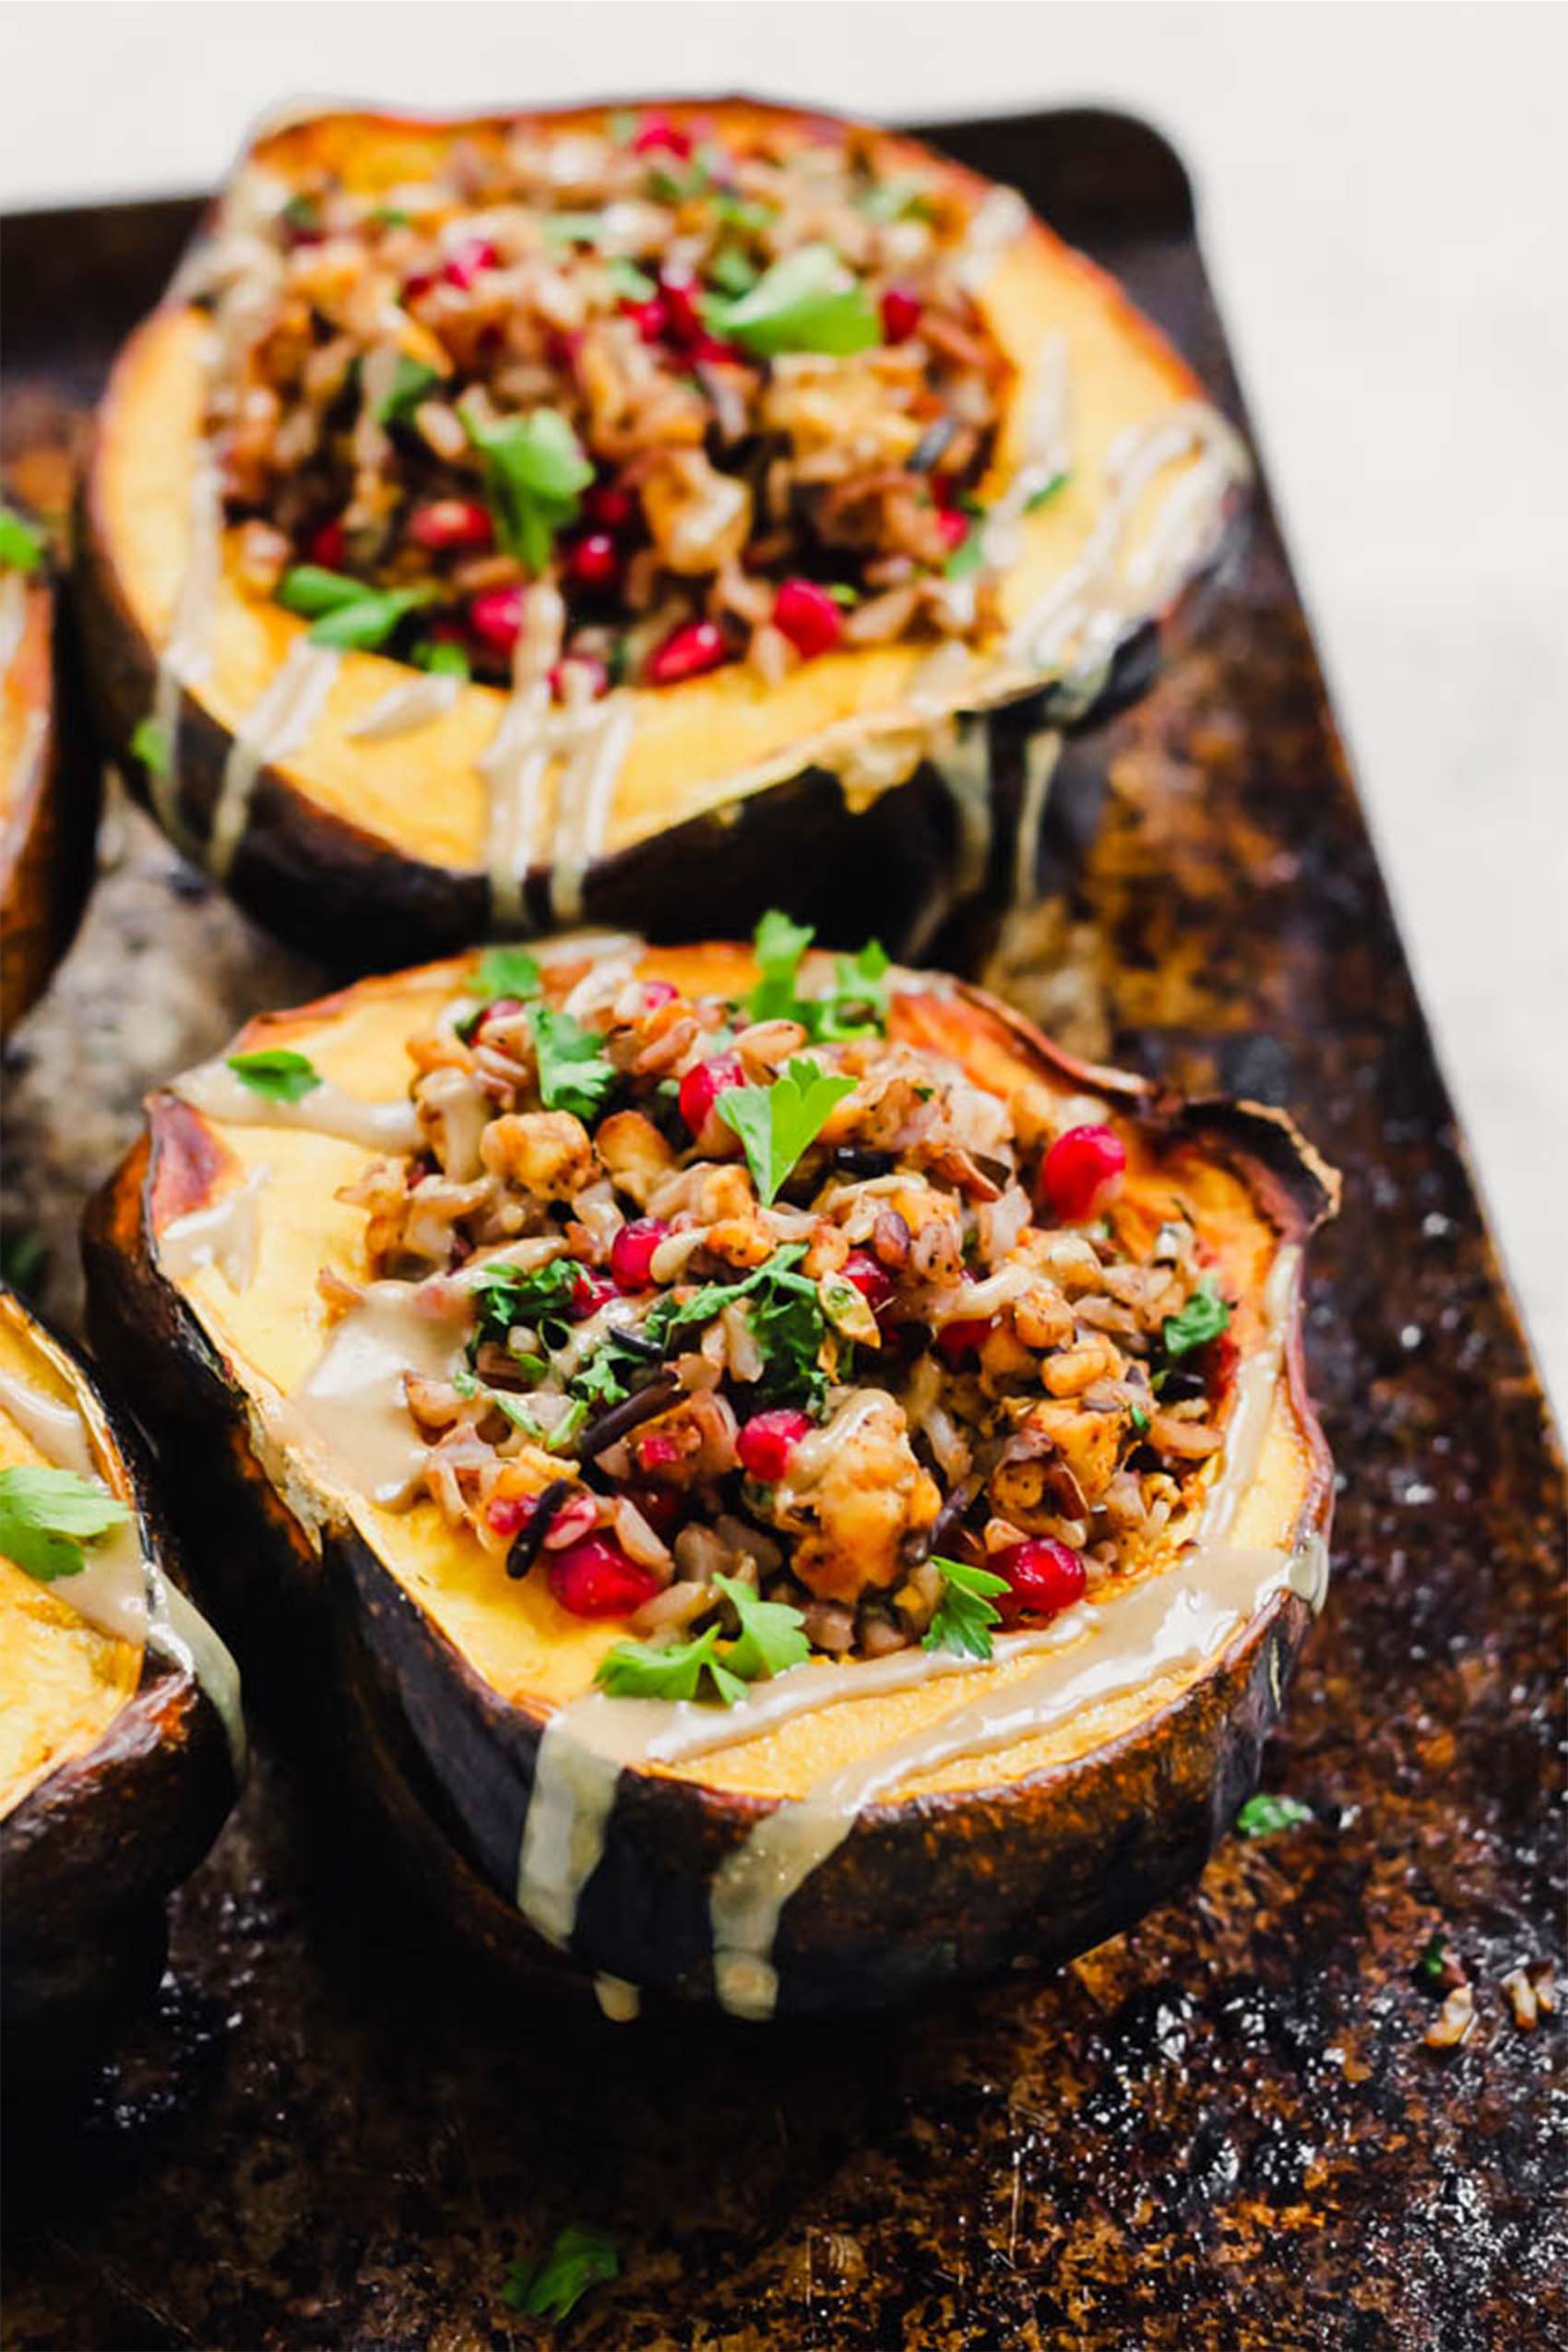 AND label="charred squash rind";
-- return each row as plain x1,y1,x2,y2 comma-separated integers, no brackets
0,537,101,1036
76,95,1241,968
0,1290,239,2071
84,952,1334,2013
